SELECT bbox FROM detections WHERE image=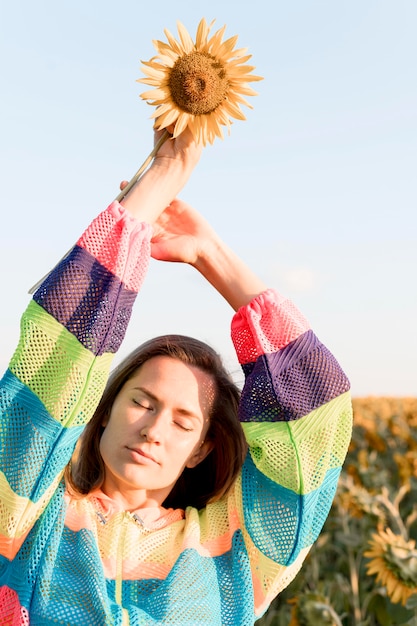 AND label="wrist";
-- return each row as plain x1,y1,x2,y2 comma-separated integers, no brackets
121,164,185,223
194,239,267,311
192,237,222,272
151,154,197,182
